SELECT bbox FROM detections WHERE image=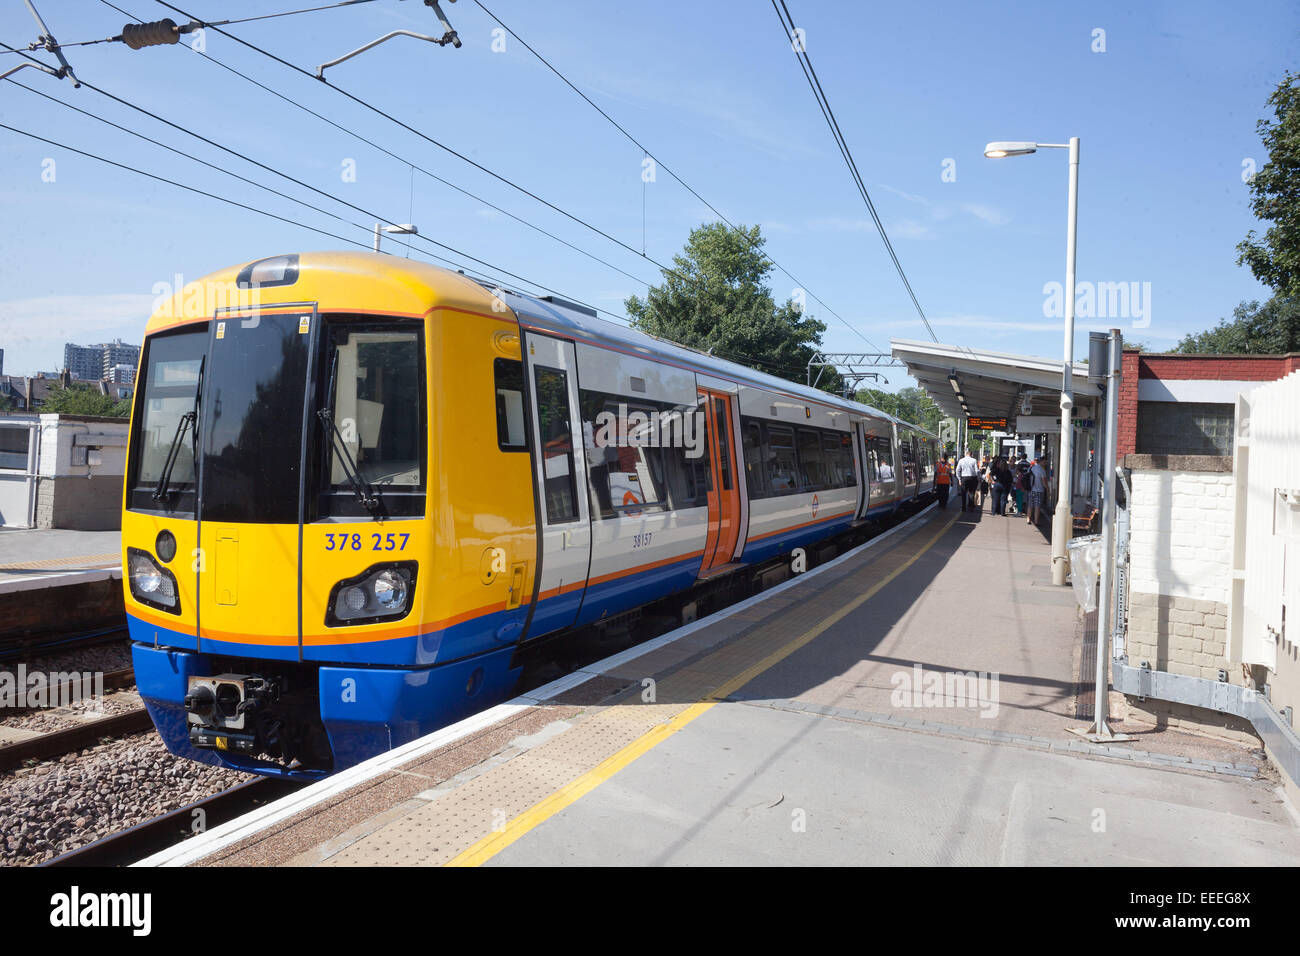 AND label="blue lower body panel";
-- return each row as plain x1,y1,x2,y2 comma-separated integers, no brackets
131,640,522,779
